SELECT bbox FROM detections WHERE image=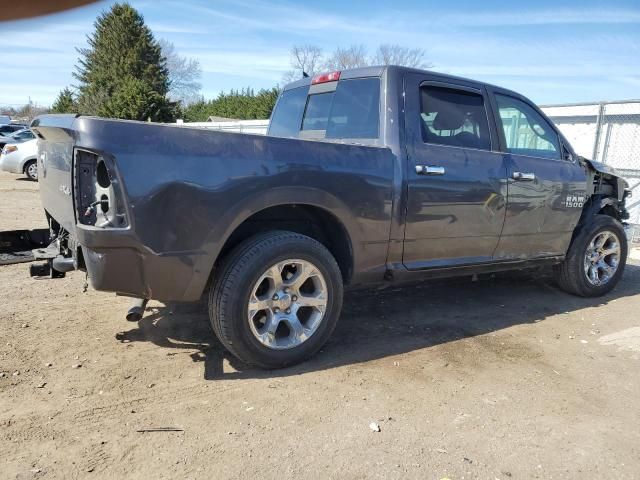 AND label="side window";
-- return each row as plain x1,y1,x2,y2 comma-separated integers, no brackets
15,130,34,140
495,94,560,159
419,86,491,151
